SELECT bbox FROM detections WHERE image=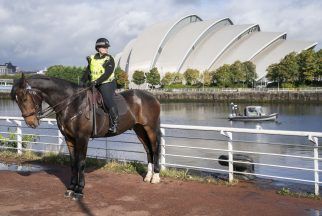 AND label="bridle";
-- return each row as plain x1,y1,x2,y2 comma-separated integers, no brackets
19,84,43,119
17,82,90,120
